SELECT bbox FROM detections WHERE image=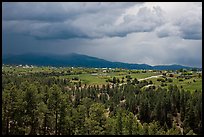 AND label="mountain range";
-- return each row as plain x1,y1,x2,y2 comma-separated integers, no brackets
2,53,199,70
